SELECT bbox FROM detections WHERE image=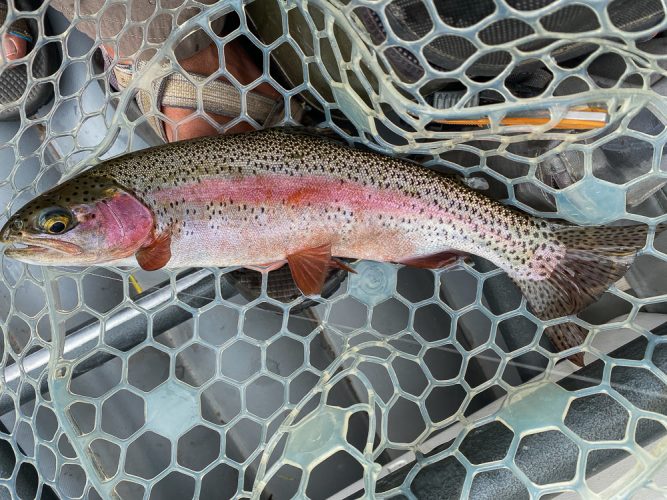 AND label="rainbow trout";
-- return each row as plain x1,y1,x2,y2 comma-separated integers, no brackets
1,128,659,363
